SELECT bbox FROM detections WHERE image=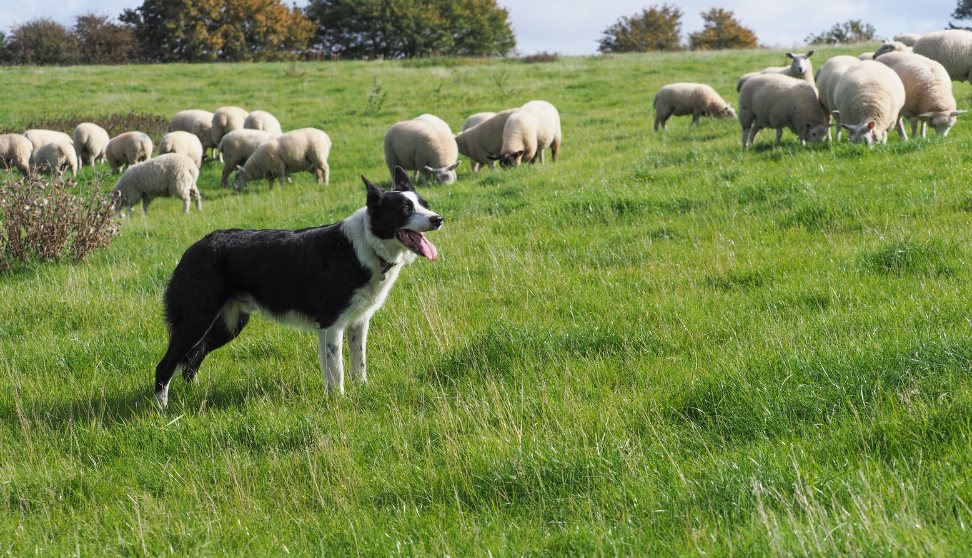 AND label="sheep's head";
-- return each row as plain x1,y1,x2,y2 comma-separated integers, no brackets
841,121,881,146
804,122,831,143
233,165,248,192
491,151,525,168
709,104,736,119
873,40,906,59
786,51,814,77
919,110,967,137
422,161,461,184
